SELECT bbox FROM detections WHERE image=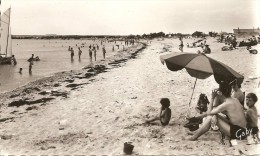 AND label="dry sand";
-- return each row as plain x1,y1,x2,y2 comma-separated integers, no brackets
0,38,260,155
